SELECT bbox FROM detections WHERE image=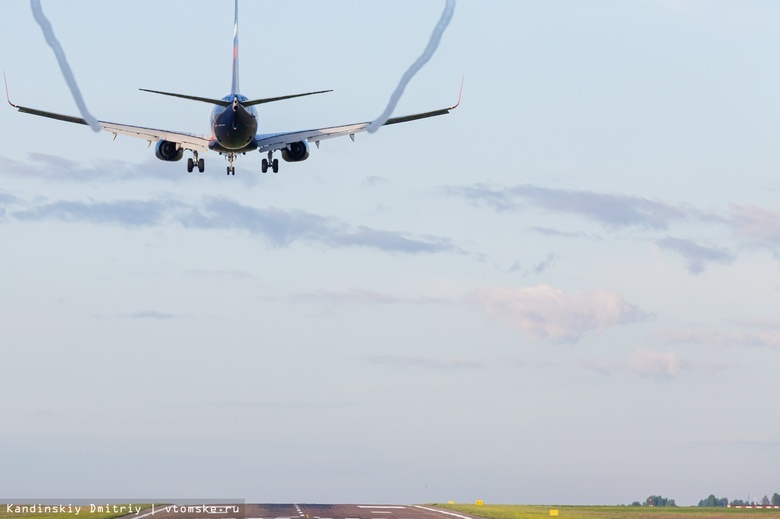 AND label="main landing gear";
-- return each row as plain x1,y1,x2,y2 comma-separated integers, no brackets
261,151,279,174
187,151,205,173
